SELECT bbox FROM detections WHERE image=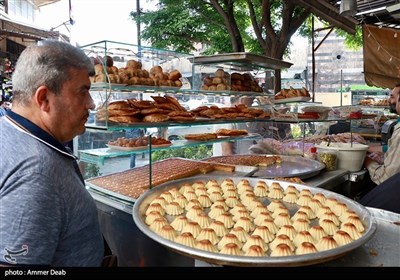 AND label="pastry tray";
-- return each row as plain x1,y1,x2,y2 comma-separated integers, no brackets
204,154,325,179
85,159,258,203
132,175,377,267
